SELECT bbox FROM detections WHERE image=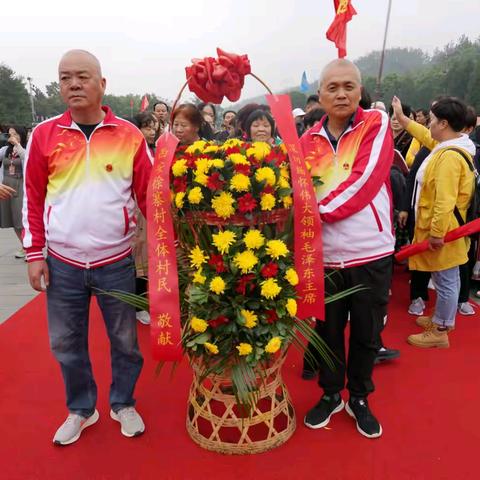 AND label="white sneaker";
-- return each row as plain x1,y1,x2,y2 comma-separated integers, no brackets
458,302,475,316
53,410,99,445
136,310,151,325
110,407,145,437
408,297,425,316
14,249,26,259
